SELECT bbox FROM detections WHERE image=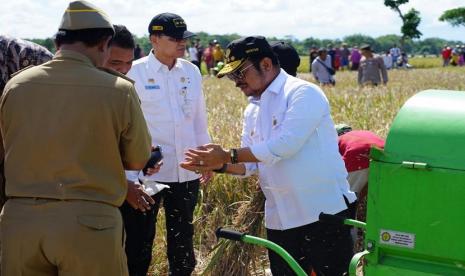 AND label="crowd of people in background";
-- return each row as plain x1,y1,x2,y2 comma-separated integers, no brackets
153,39,465,89
174,39,421,87
309,43,412,74
310,43,392,87
98,37,465,82
441,44,465,67
185,39,226,75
